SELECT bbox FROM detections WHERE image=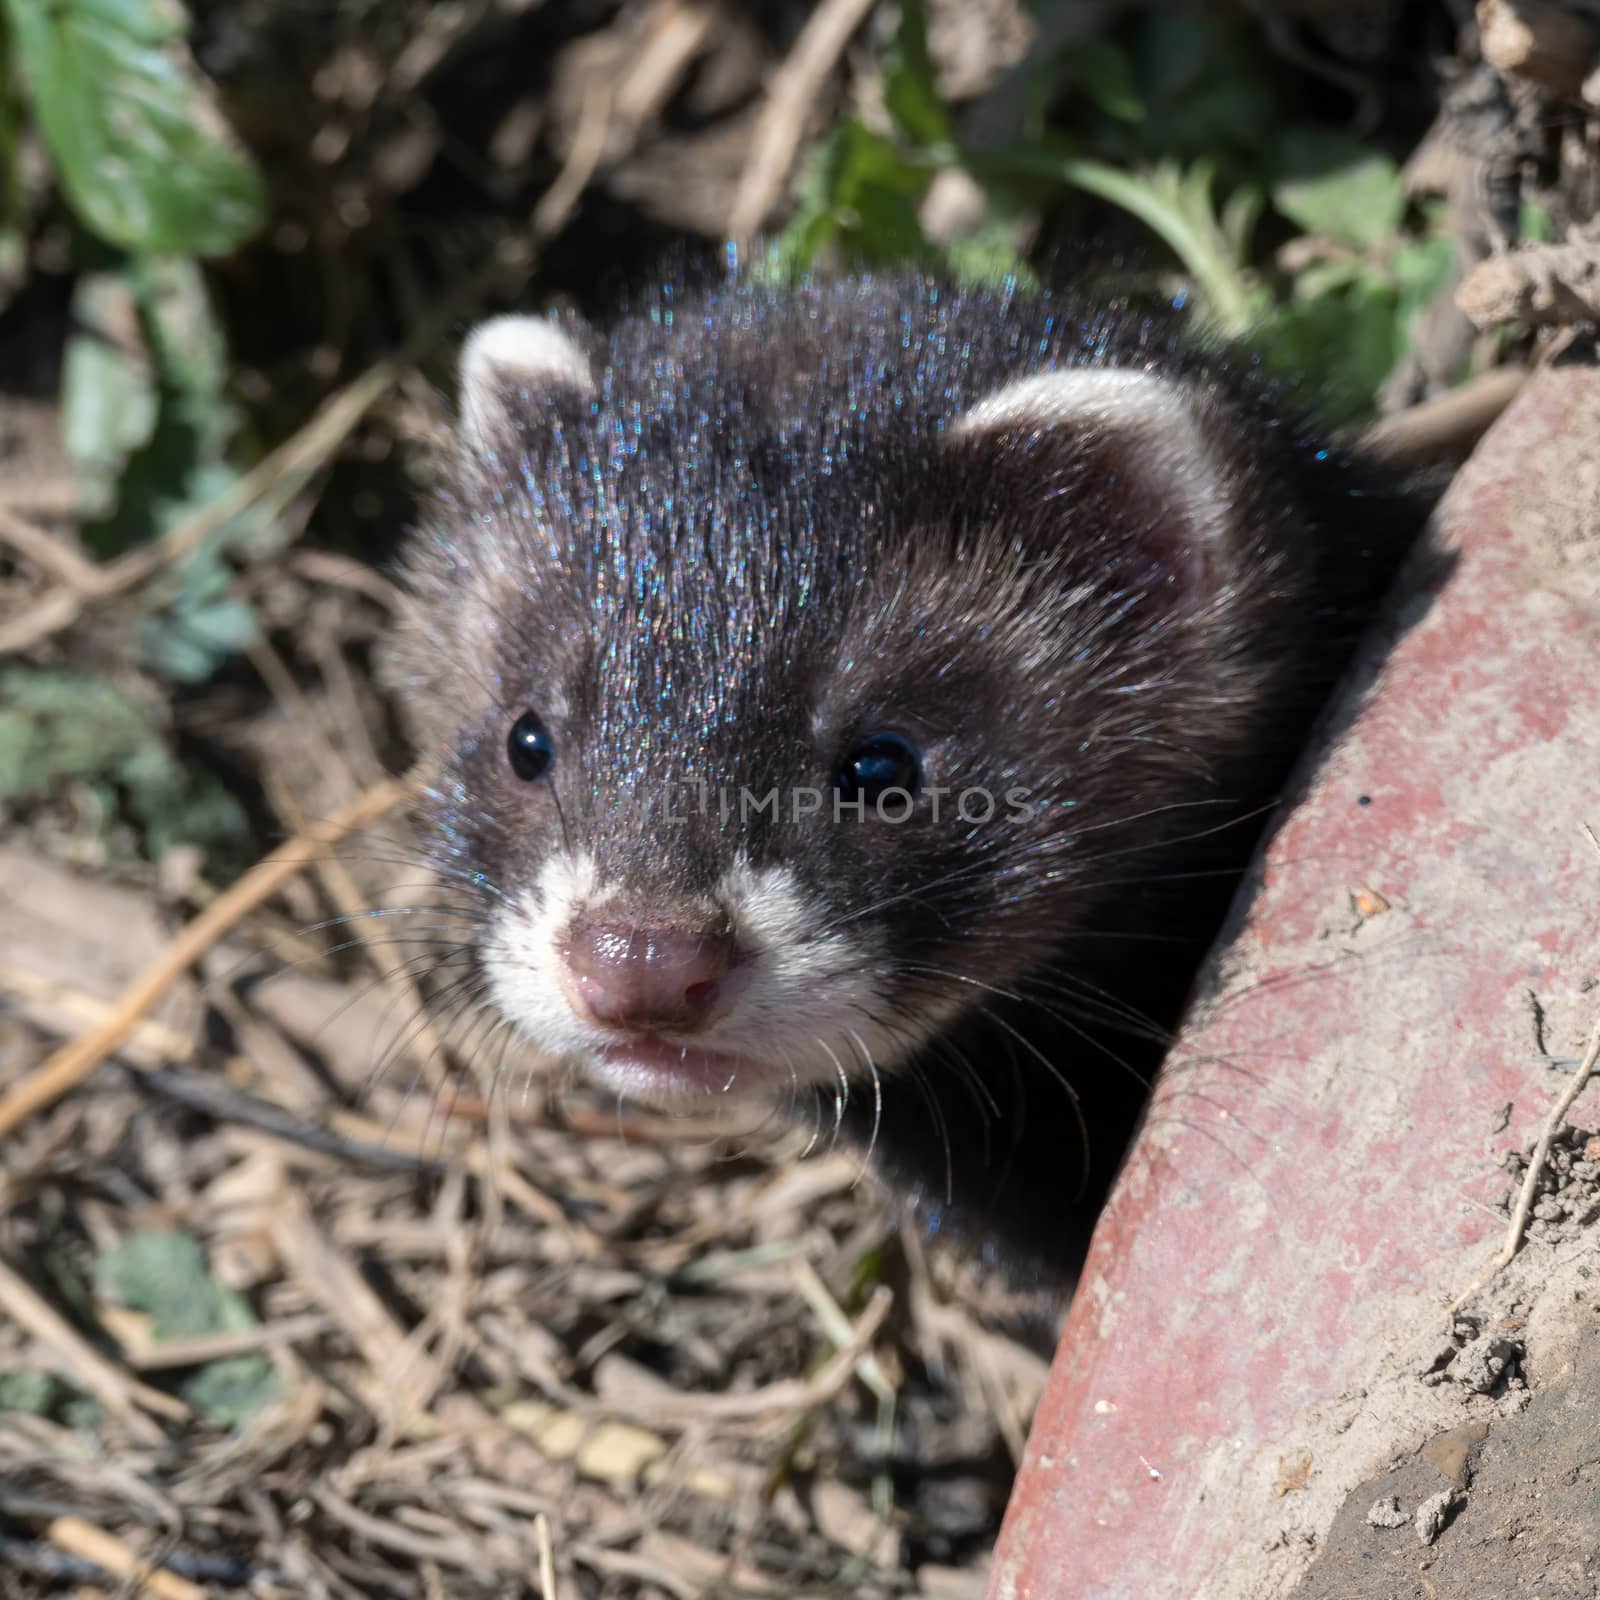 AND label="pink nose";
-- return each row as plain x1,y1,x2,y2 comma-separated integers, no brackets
563,920,734,1032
